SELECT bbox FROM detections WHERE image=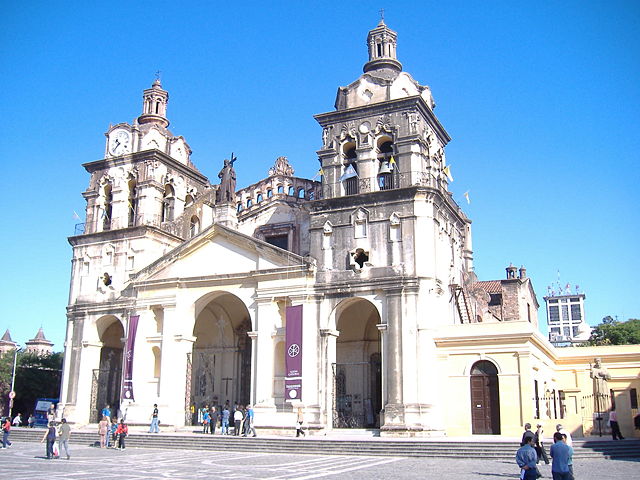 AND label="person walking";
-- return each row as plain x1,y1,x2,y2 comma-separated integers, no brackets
609,407,625,440
12,413,22,427
521,423,535,446
244,405,257,437
98,415,109,448
57,418,71,460
149,404,160,433
516,435,538,480
41,422,57,459
1,417,12,448
28,414,35,428
296,407,306,437
534,423,550,465
209,405,217,434
116,420,128,449
550,431,573,480
202,408,210,434
221,405,230,435
555,424,572,446
234,406,243,436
